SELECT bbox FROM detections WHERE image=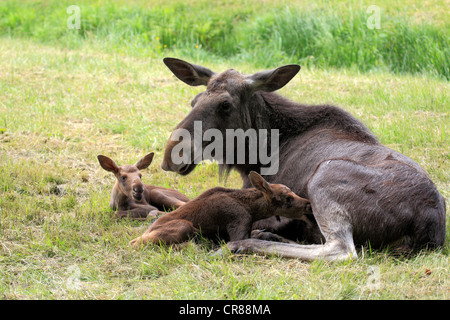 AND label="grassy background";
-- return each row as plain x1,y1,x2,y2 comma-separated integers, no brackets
0,0,449,299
